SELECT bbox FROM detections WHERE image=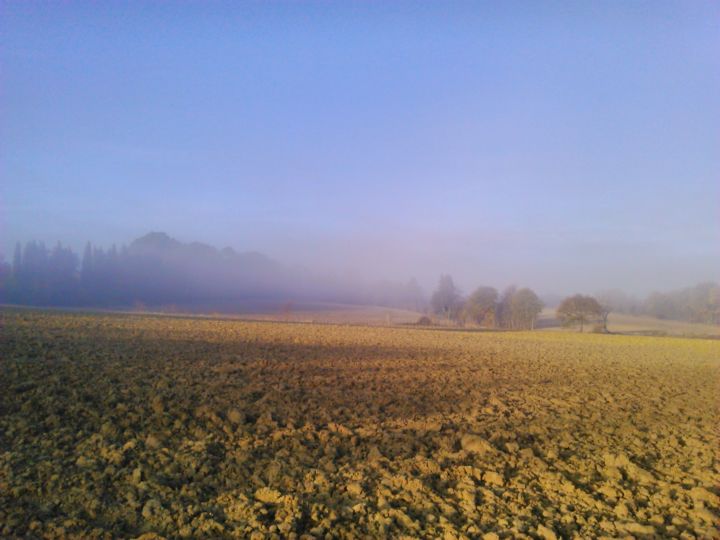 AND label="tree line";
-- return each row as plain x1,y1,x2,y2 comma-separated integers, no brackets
2,235,717,327
1,238,192,307
427,276,720,331
428,275,544,330
556,286,720,331
596,284,720,325
0,233,425,311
